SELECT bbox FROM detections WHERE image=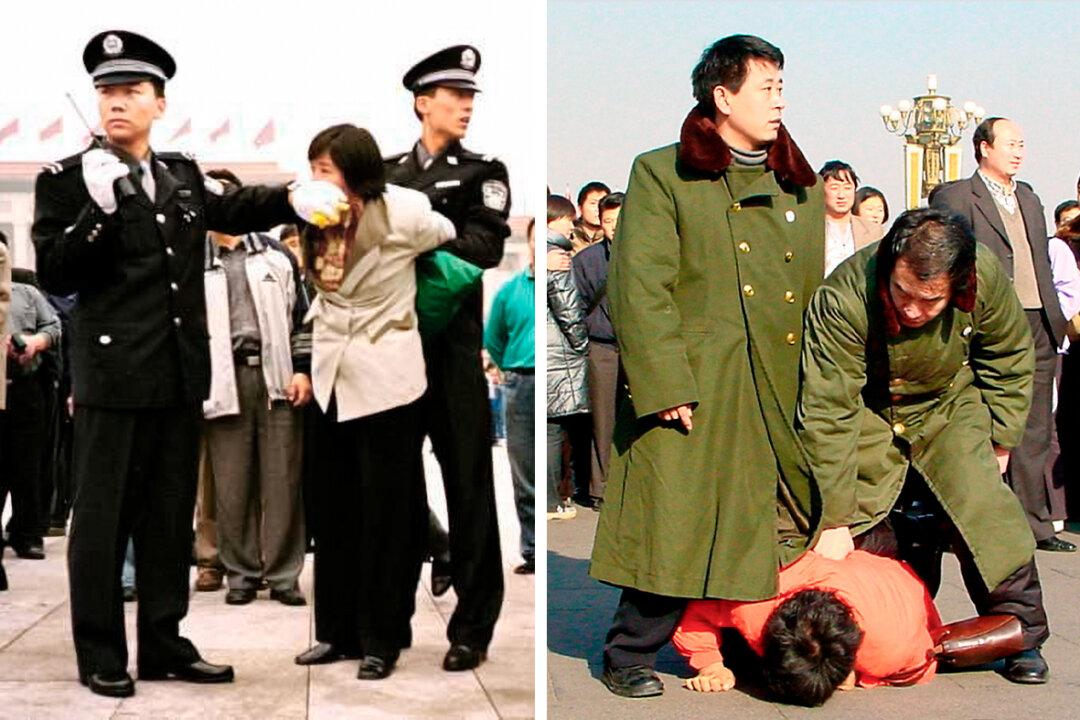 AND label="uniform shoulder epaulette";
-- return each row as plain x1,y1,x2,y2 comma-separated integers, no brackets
41,152,83,175
384,151,409,165
156,150,198,165
459,148,501,164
